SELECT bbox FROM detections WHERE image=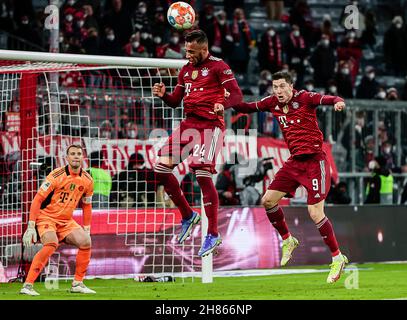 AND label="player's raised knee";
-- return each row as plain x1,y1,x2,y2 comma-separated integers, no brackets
261,194,277,209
